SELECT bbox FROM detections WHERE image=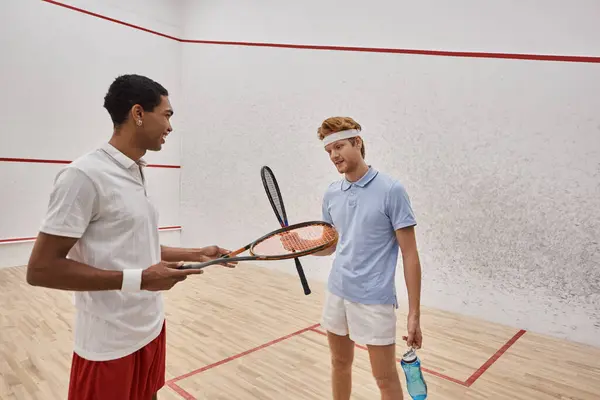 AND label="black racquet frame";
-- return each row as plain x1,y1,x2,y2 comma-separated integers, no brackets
260,166,312,295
